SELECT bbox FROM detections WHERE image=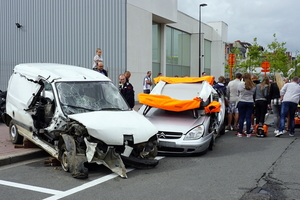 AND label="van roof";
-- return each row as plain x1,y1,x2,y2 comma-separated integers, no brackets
14,63,110,82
